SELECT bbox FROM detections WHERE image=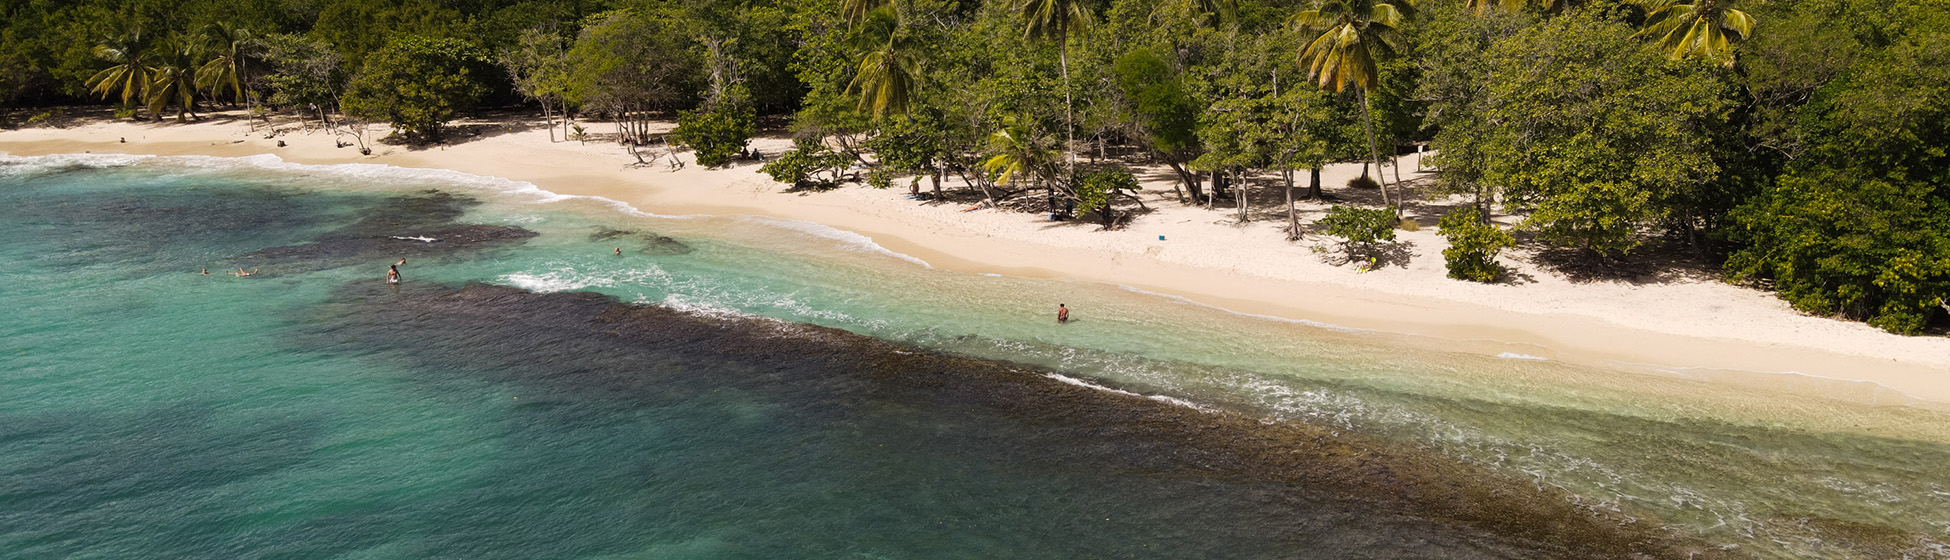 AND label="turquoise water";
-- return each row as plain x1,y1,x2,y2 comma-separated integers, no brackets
1,155,1946,559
